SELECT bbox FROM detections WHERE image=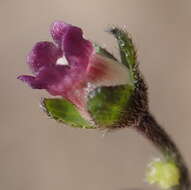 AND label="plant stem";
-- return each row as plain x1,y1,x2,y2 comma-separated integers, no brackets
110,26,190,190
134,112,190,190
